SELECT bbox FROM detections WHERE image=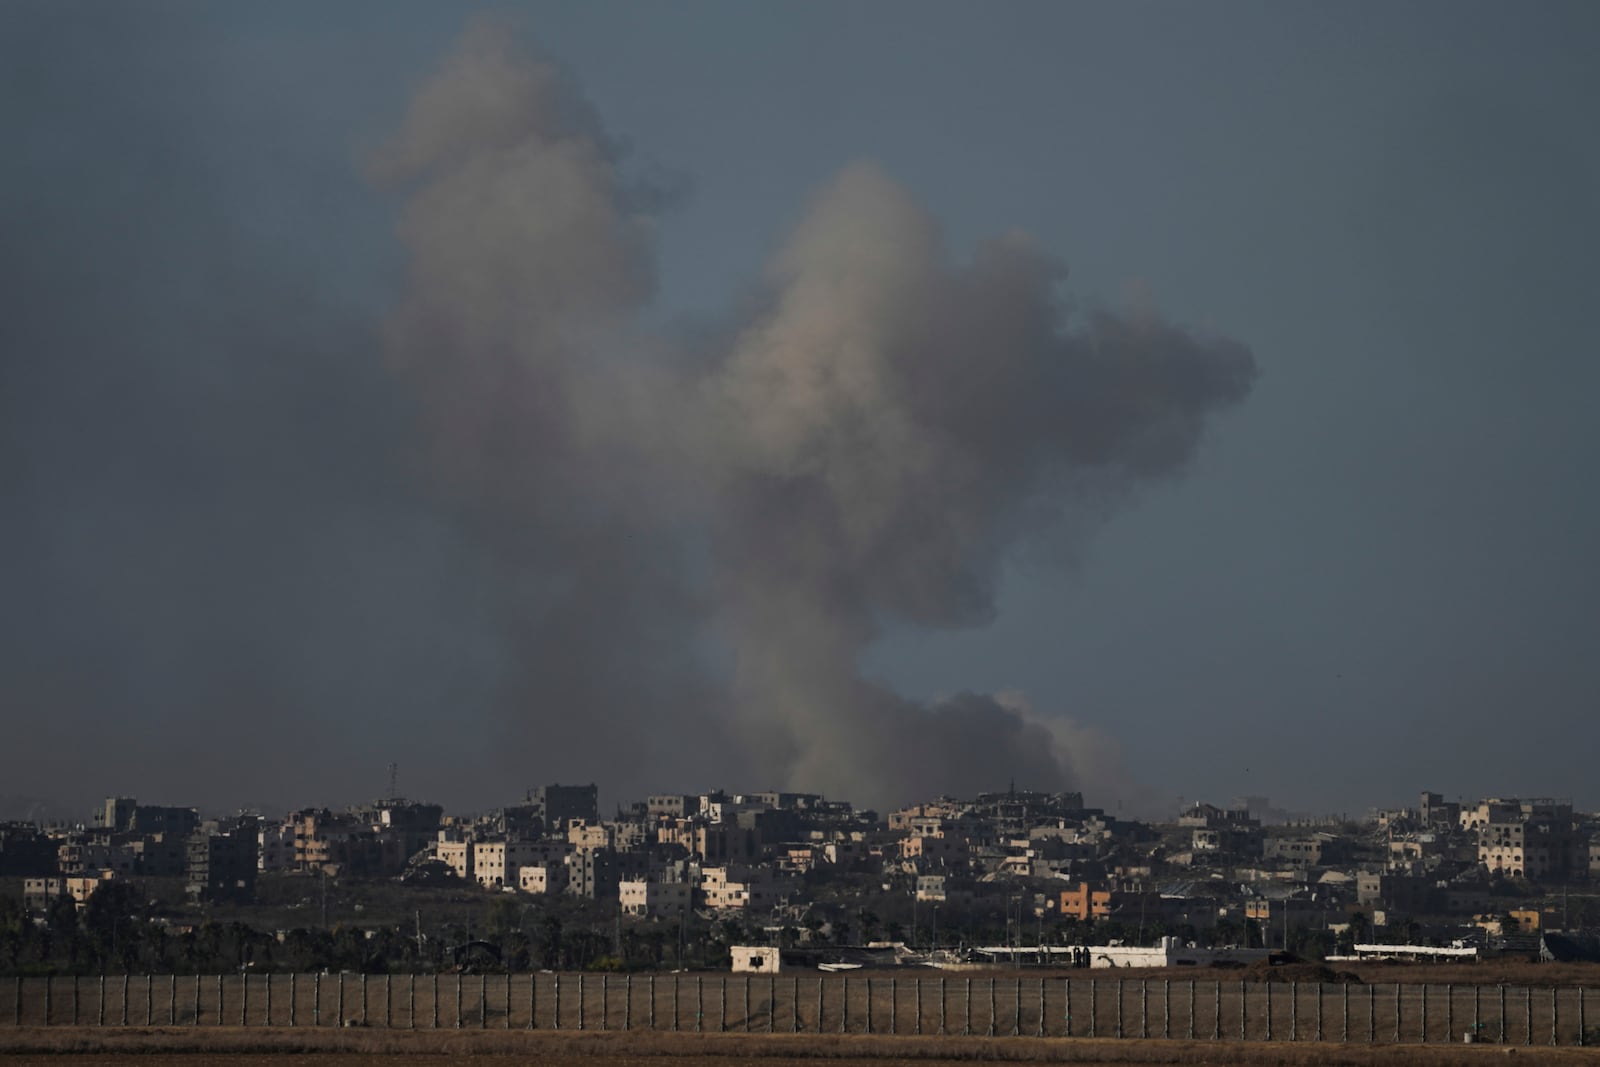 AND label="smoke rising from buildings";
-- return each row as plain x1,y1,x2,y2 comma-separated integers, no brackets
1,16,1253,816
375,21,1255,810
